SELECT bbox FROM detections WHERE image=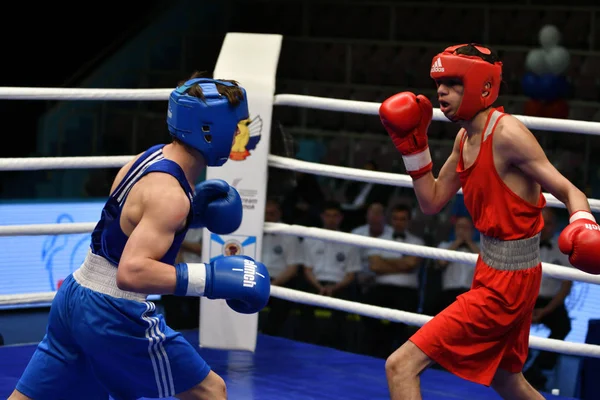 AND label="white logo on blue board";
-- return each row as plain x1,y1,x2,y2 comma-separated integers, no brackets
209,233,257,262
42,213,90,291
